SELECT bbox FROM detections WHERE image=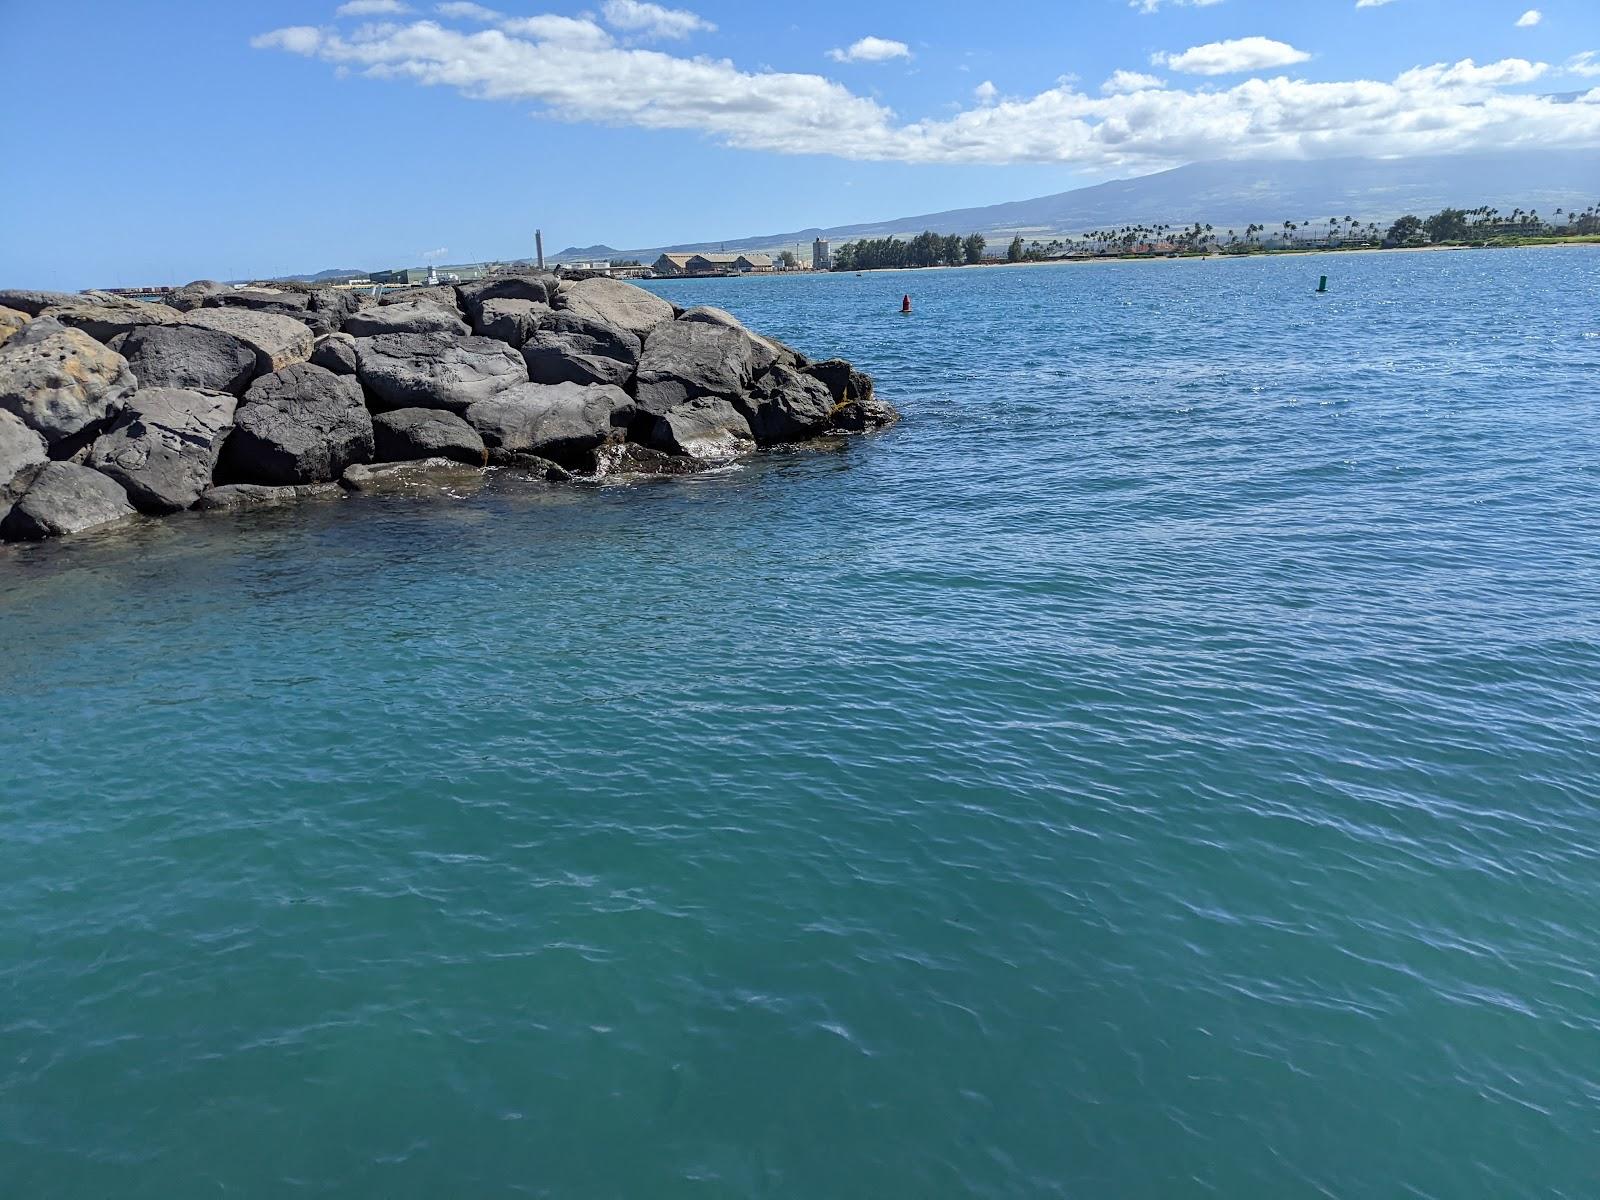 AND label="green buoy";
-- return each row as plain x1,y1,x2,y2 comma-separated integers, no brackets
1317,275,1328,294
